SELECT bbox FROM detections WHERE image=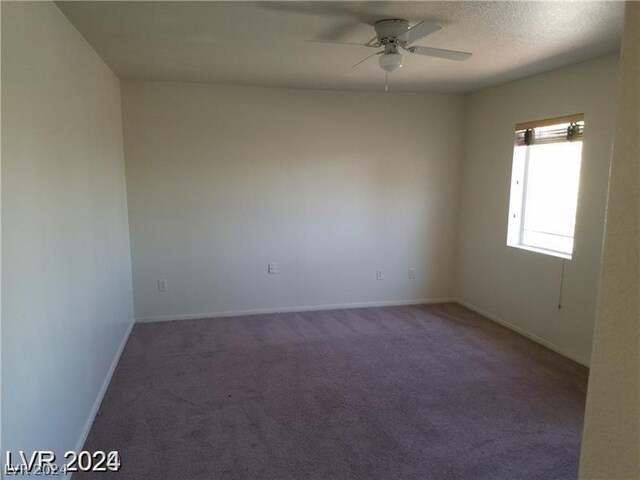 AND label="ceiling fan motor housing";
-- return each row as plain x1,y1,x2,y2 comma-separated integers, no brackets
374,19,410,45
373,19,408,73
